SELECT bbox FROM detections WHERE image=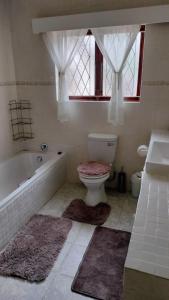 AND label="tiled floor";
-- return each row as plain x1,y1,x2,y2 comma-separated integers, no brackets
0,183,137,300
